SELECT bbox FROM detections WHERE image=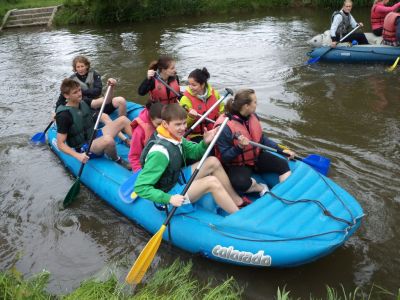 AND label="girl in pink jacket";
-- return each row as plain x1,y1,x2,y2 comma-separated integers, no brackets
128,101,163,171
